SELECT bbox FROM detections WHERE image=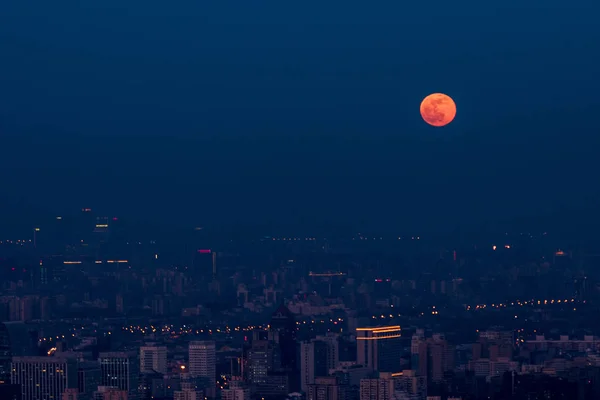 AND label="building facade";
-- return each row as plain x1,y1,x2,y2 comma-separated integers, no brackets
11,356,78,400
356,326,402,373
